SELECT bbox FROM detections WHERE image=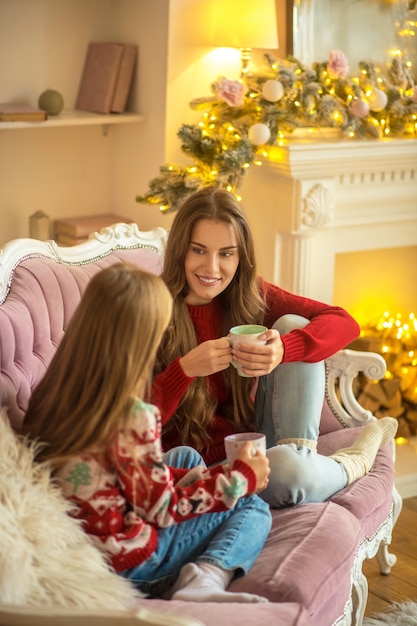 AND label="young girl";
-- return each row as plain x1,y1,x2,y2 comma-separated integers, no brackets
152,186,398,508
23,264,272,602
